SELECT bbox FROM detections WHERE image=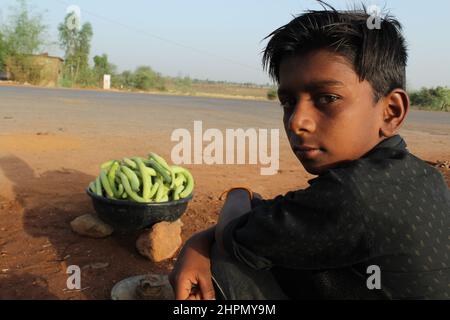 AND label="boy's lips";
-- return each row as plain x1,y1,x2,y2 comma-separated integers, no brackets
293,145,323,159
